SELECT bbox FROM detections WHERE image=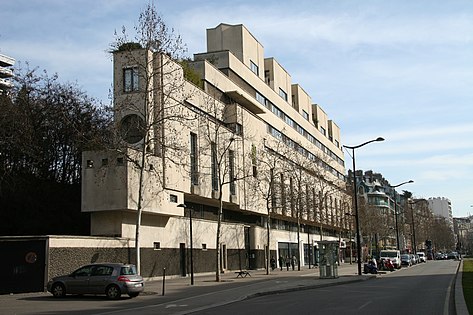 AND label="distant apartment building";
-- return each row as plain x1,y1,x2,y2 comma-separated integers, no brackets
428,197,453,228
349,170,413,253
82,24,349,277
0,53,15,94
